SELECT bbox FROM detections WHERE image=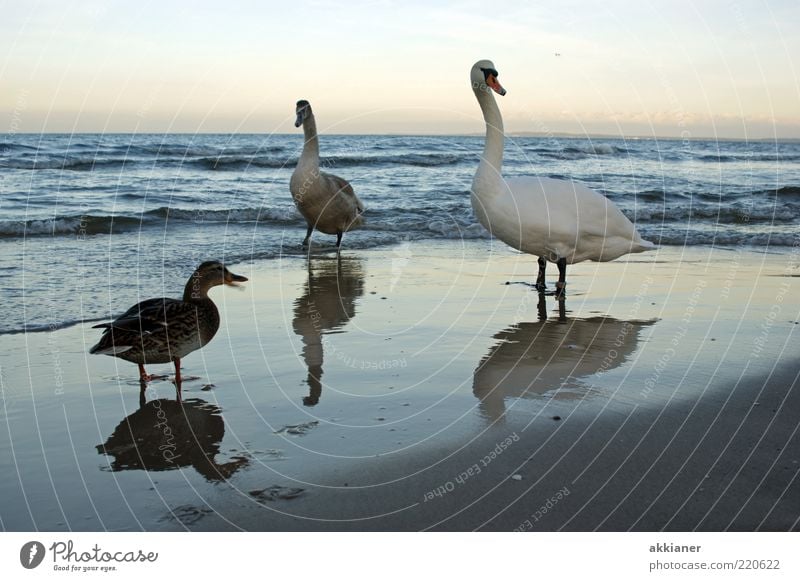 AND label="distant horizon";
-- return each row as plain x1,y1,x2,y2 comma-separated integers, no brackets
8,131,800,143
